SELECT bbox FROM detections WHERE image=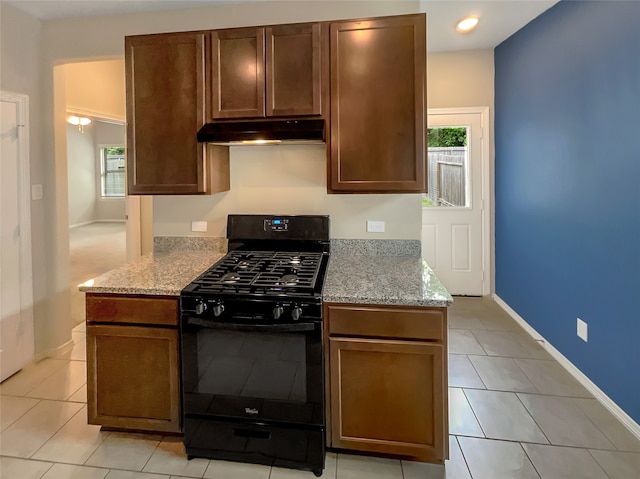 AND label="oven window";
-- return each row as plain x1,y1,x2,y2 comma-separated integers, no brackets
196,330,307,402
